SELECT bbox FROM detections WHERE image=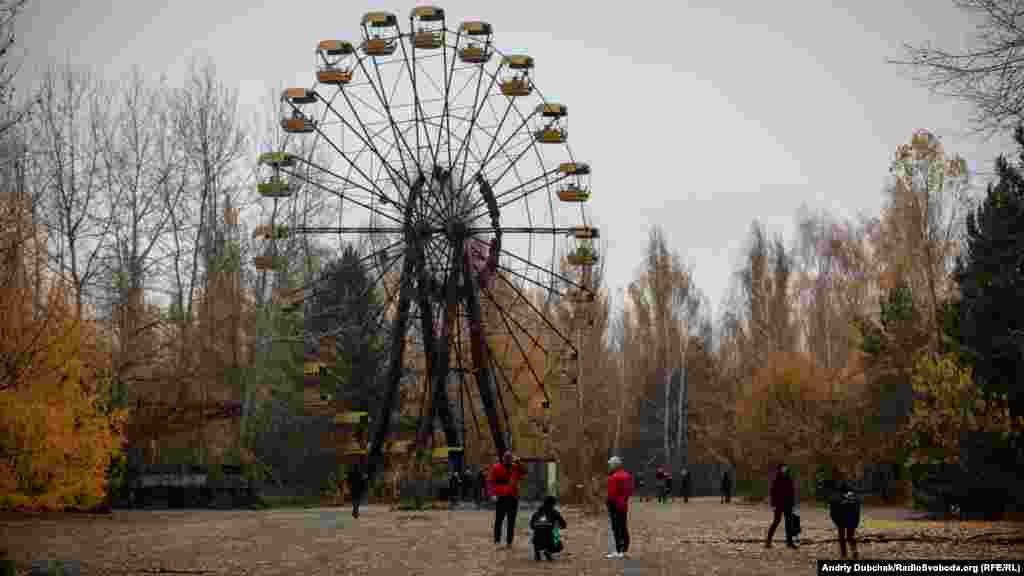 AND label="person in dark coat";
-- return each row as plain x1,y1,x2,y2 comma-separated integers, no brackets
476,466,488,504
449,471,462,506
764,463,797,548
463,466,475,502
347,461,368,518
655,466,667,503
530,495,568,561
721,470,732,504
680,468,692,503
635,471,647,502
829,477,862,558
